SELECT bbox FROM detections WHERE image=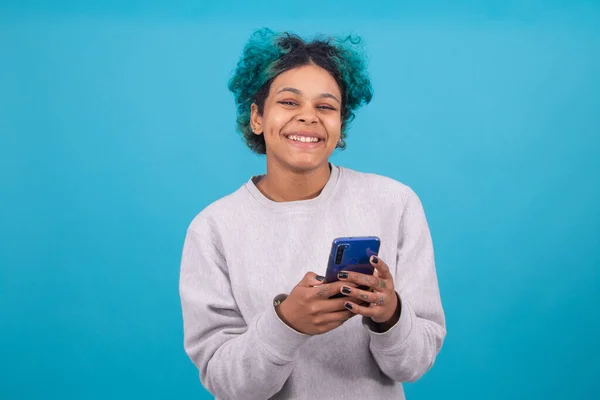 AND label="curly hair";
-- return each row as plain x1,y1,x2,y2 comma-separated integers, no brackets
228,28,374,154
